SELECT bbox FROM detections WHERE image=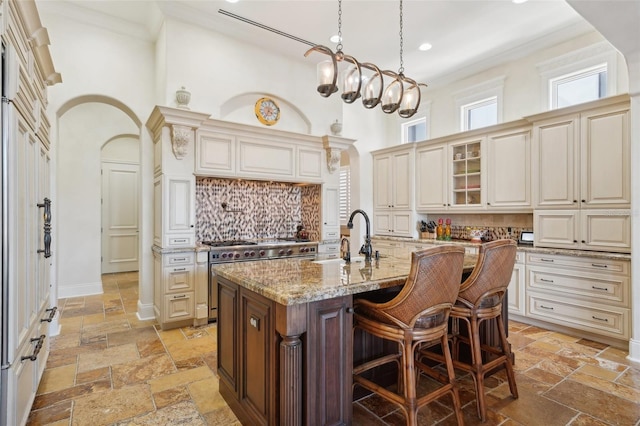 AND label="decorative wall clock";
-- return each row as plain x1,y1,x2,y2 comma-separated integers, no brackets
255,97,280,126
